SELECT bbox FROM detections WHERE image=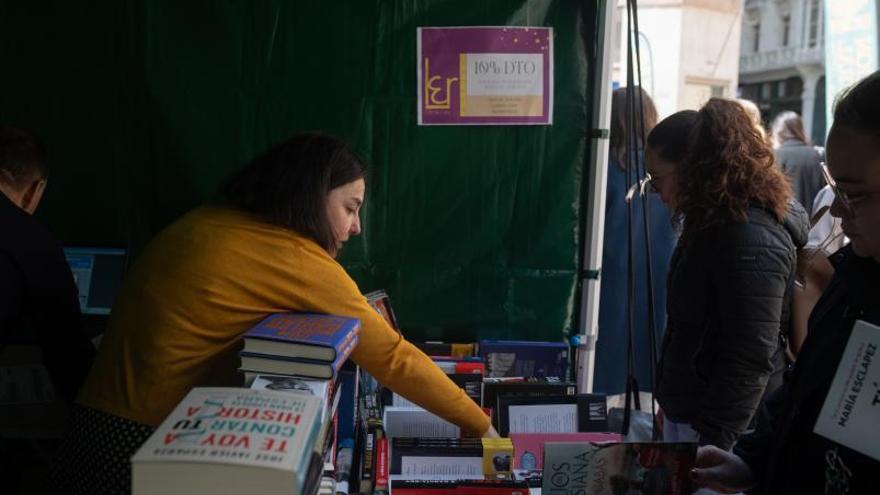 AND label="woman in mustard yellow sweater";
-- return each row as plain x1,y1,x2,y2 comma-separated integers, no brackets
50,133,496,493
